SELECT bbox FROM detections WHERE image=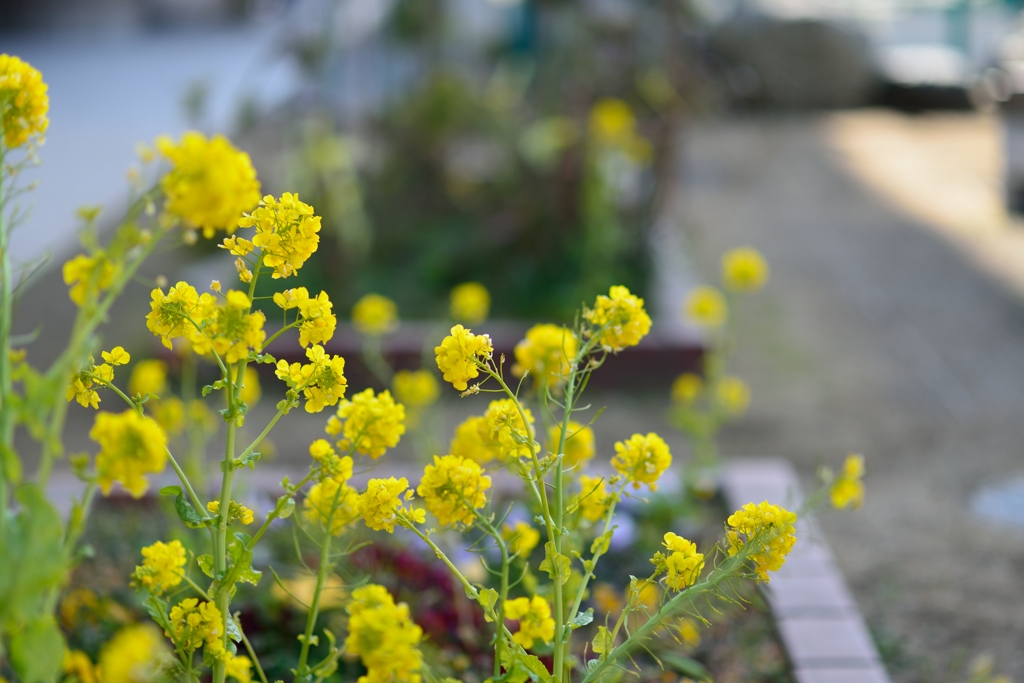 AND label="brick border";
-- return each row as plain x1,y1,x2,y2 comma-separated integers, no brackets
721,458,891,683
